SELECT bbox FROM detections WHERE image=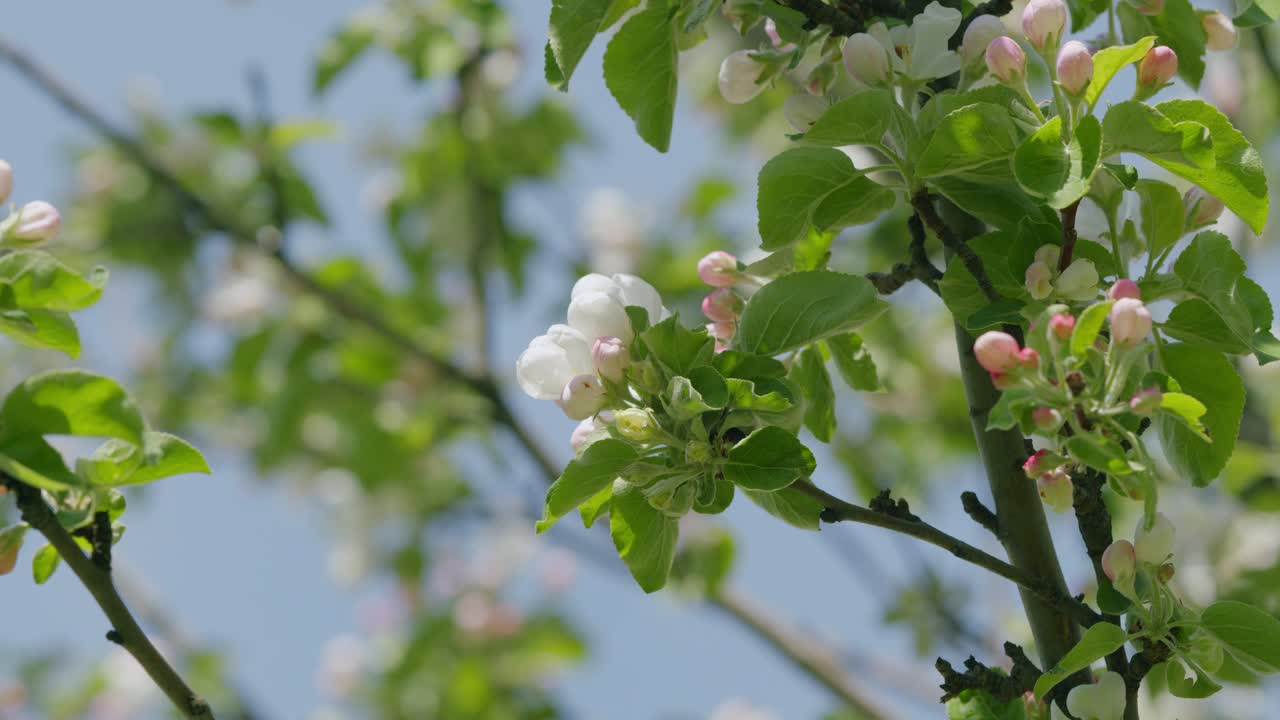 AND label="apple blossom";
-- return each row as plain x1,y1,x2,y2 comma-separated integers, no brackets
784,94,827,132
1066,671,1125,720
1033,407,1063,431
961,15,1005,66
862,3,962,84
718,50,766,105
1137,46,1177,89
560,374,606,420
1128,388,1162,416
1,200,62,246
1053,259,1099,302
707,320,736,343
1038,469,1073,513
1184,186,1224,227
697,250,740,288
702,288,744,323
1022,0,1067,52
517,325,593,401
569,272,669,341
1135,512,1175,565
1102,539,1136,585
0,159,12,205
1056,41,1093,95
843,33,891,87
1202,11,1238,51
1025,260,1054,299
1107,279,1141,301
985,36,1026,84
1016,347,1040,369
1109,298,1152,345
974,331,1021,373
1049,313,1075,341
1034,243,1061,268
592,337,630,381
